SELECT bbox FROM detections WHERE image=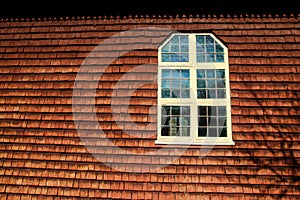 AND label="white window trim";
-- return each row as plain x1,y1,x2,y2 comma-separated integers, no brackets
156,33,235,146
